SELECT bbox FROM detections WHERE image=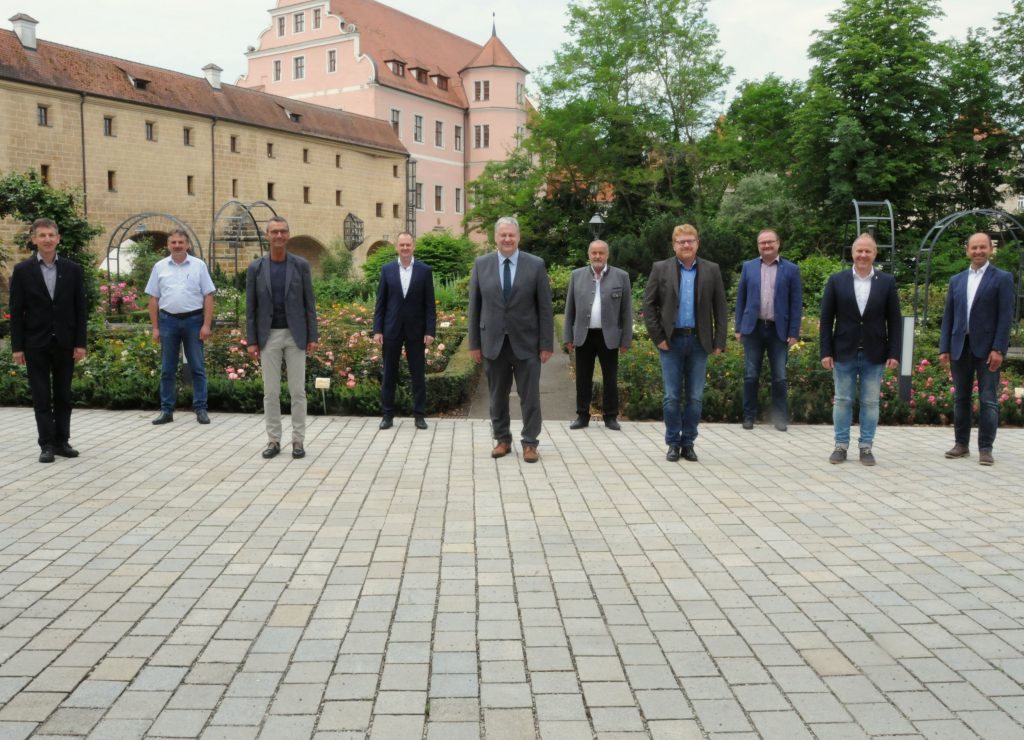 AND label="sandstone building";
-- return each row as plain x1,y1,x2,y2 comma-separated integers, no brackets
0,13,408,271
